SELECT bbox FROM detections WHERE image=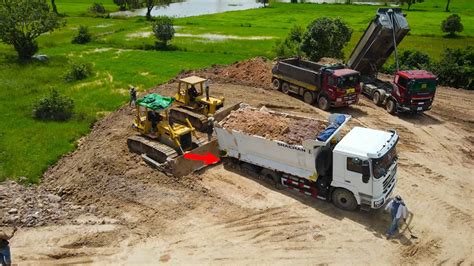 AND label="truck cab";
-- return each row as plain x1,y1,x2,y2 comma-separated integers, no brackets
323,68,361,108
390,70,437,113
331,127,398,209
